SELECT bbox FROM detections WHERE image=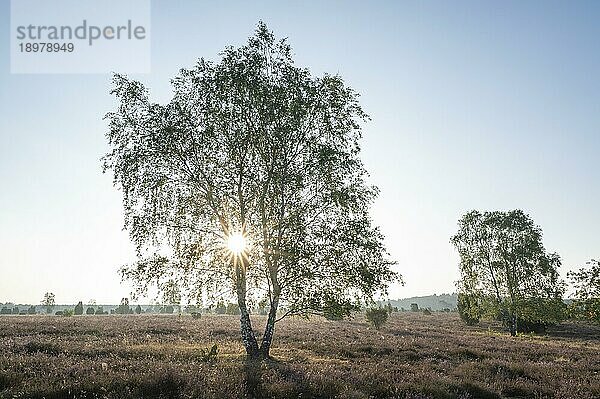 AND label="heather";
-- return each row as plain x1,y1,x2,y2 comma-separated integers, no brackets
1,313,598,399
